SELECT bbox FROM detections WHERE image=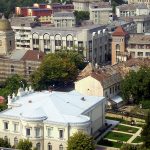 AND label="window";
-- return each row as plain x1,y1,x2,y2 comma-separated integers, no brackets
55,40,61,46
35,128,40,138
48,143,52,150
4,122,8,130
145,52,150,56
26,128,30,136
14,137,18,146
28,66,32,75
138,52,143,56
110,88,112,94
59,129,64,139
116,44,120,50
10,41,12,46
14,123,18,132
59,144,63,150
11,65,14,73
47,127,53,137
36,143,40,150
